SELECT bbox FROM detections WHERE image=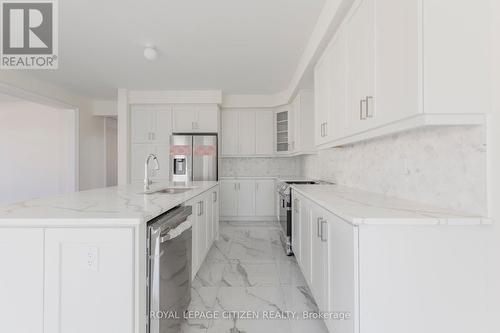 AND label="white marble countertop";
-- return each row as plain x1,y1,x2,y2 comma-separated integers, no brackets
219,175,321,182
0,181,218,226
291,184,491,226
